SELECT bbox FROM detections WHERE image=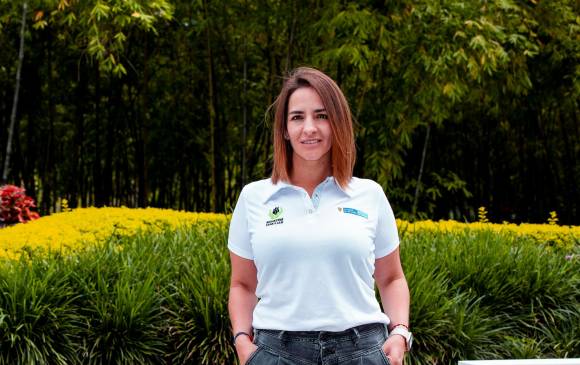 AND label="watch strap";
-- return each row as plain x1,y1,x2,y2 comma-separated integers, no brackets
233,331,252,345
389,326,412,351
